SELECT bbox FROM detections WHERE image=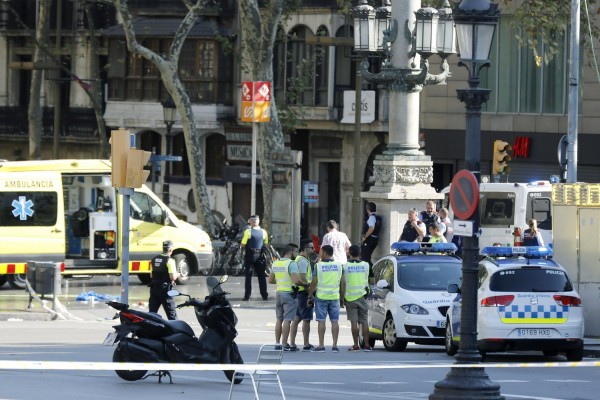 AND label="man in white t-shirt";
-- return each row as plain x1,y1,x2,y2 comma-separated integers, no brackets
321,220,351,264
